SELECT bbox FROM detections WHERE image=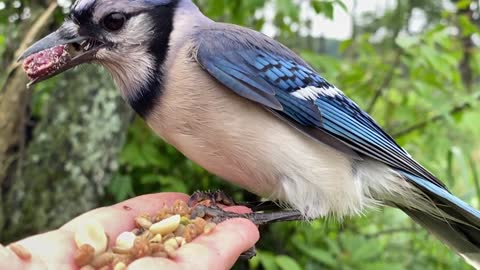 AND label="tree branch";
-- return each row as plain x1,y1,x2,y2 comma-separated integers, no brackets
365,227,418,239
392,92,480,138
366,1,412,114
